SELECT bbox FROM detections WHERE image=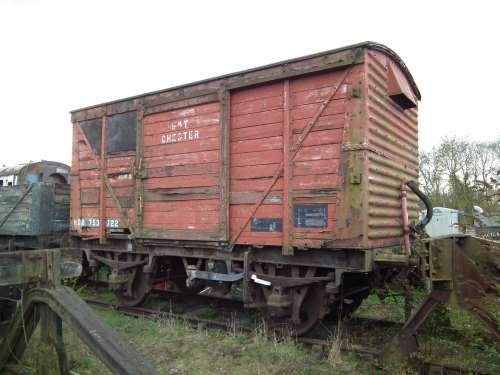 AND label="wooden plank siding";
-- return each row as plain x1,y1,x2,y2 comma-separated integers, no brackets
141,101,222,238
70,43,421,250
229,69,349,247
